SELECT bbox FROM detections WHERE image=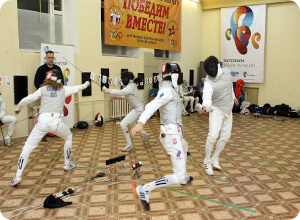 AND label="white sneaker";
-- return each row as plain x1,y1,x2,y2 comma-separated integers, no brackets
63,163,76,171
190,109,194,113
122,145,133,152
136,184,150,211
211,158,222,170
4,135,11,146
182,110,190,116
9,175,22,187
204,160,214,175
143,134,150,142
